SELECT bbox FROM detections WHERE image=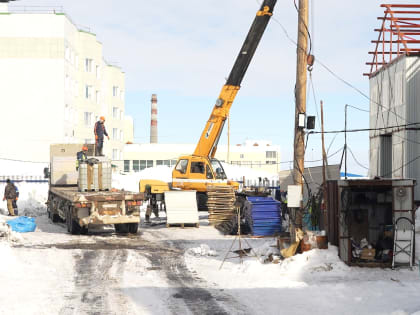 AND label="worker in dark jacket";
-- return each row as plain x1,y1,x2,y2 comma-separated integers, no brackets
3,179,17,216
94,116,109,156
76,145,89,170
